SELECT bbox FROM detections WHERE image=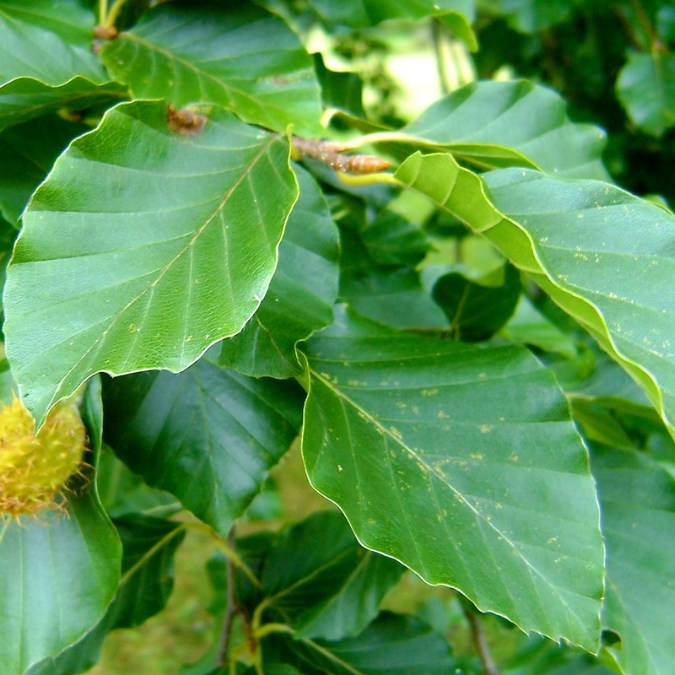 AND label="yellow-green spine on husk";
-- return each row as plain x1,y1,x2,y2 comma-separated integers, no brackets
0,396,87,518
